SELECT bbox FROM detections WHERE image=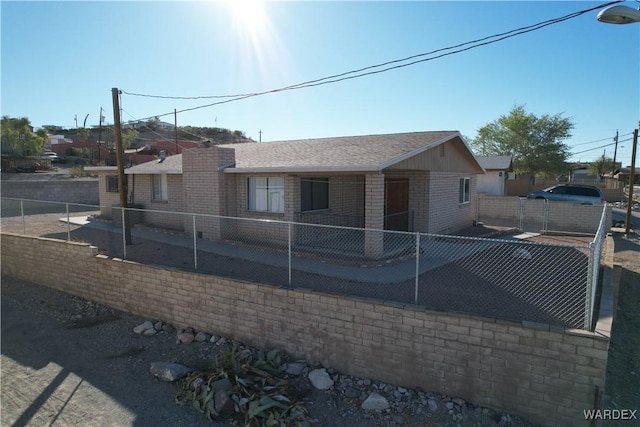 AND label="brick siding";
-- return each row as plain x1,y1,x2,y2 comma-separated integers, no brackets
1,232,609,427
